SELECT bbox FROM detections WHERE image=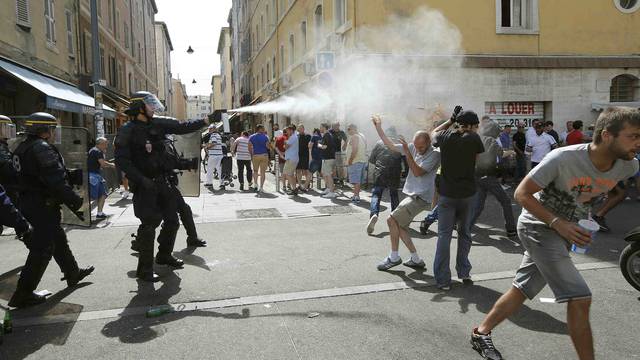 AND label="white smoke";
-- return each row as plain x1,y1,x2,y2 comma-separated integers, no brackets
230,6,464,136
